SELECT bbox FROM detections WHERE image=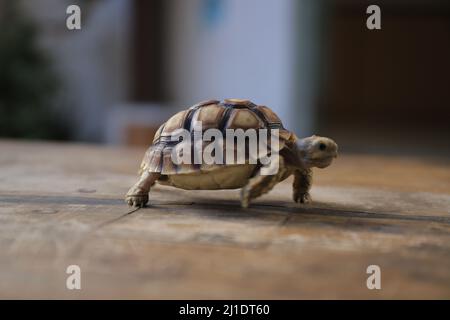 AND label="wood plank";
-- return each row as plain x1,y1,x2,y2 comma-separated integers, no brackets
0,140,449,299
